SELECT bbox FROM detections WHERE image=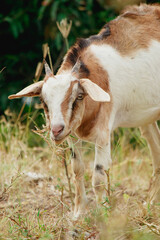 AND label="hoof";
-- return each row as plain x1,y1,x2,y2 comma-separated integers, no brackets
72,198,89,220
